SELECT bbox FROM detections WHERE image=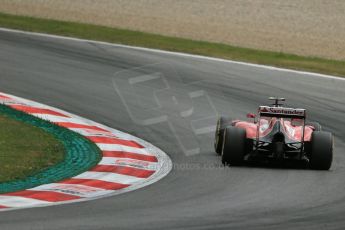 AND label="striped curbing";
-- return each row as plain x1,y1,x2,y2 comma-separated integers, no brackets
0,92,172,211
0,103,101,194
